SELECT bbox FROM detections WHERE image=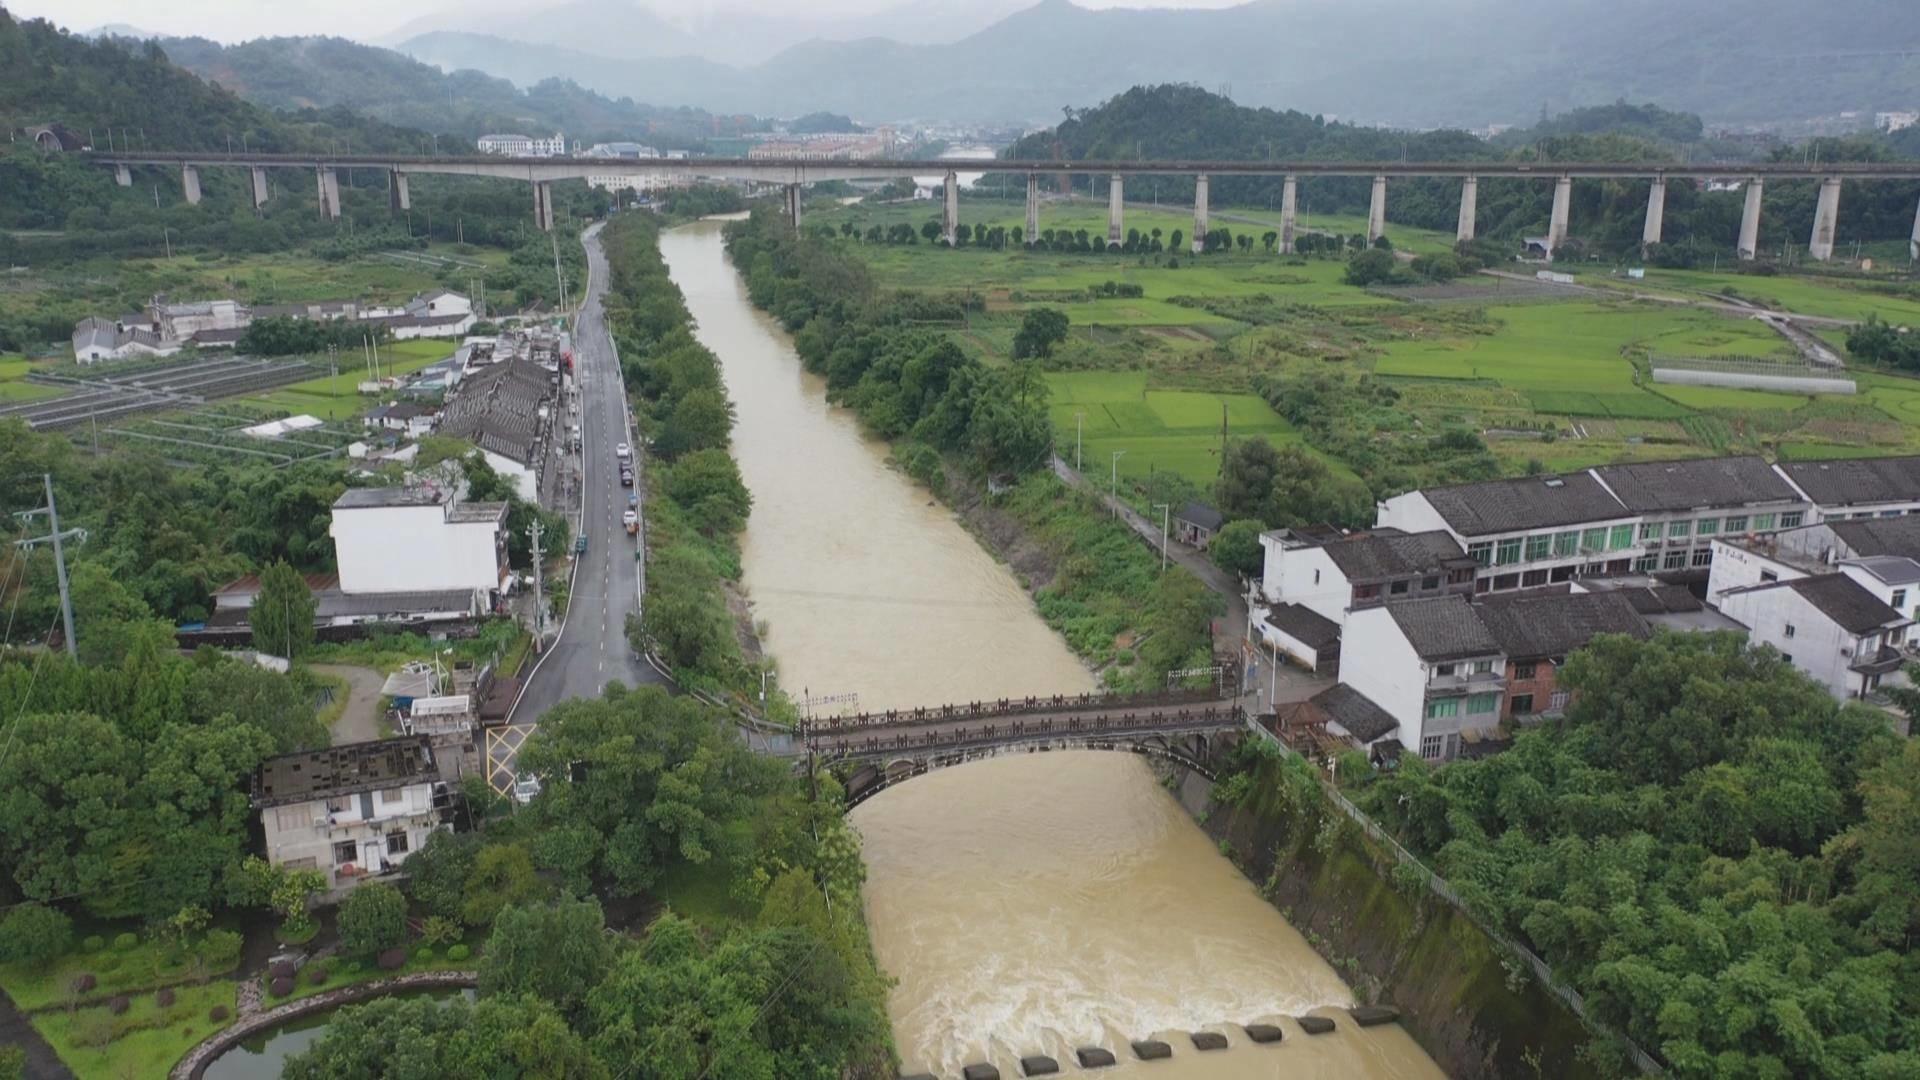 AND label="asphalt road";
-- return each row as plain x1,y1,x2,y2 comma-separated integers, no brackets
493,220,662,790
